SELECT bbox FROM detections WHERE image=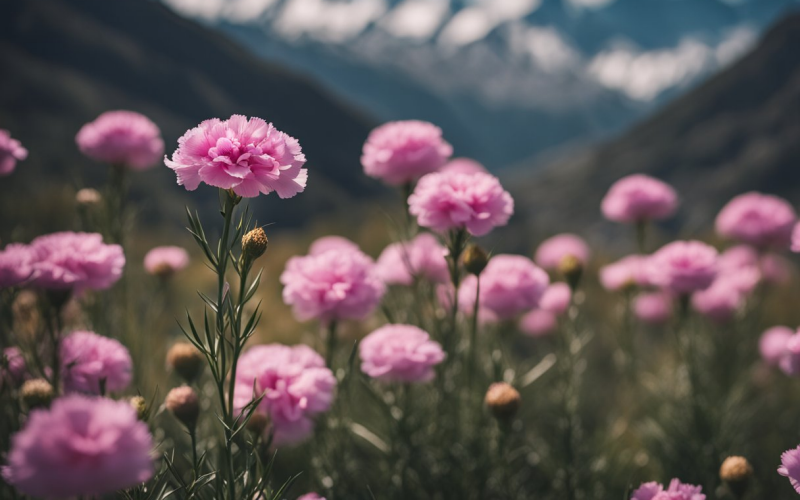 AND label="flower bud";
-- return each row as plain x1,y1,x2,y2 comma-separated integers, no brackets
558,254,583,290
245,411,269,435
20,378,54,409
166,342,205,383
76,188,102,207
720,456,753,496
130,396,149,421
166,386,199,429
485,382,520,420
462,244,489,276
242,227,268,262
